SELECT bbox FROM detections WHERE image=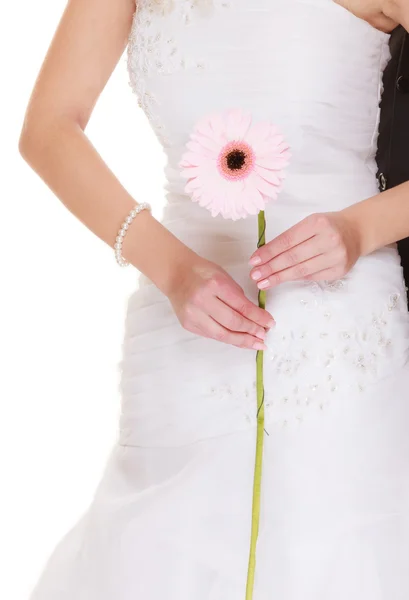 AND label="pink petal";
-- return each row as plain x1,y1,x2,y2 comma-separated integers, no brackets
192,113,226,145
268,134,284,147
225,108,252,141
254,153,290,170
278,147,292,162
179,152,209,168
194,114,215,137
247,172,276,202
254,155,279,169
191,133,221,154
236,111,253,140
186,140,216,159
245,121,273,147
255,137,290,156
196,173,231,204
181,167,200,179
211,204,222,218
242,197,259,216
215,191,234,220
184,179,201,194
180,109,291,220
256,149,287,161
180,160,215,178
208,112,228,141
254,164,284,185
256,155,290,170
247,186,265,213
